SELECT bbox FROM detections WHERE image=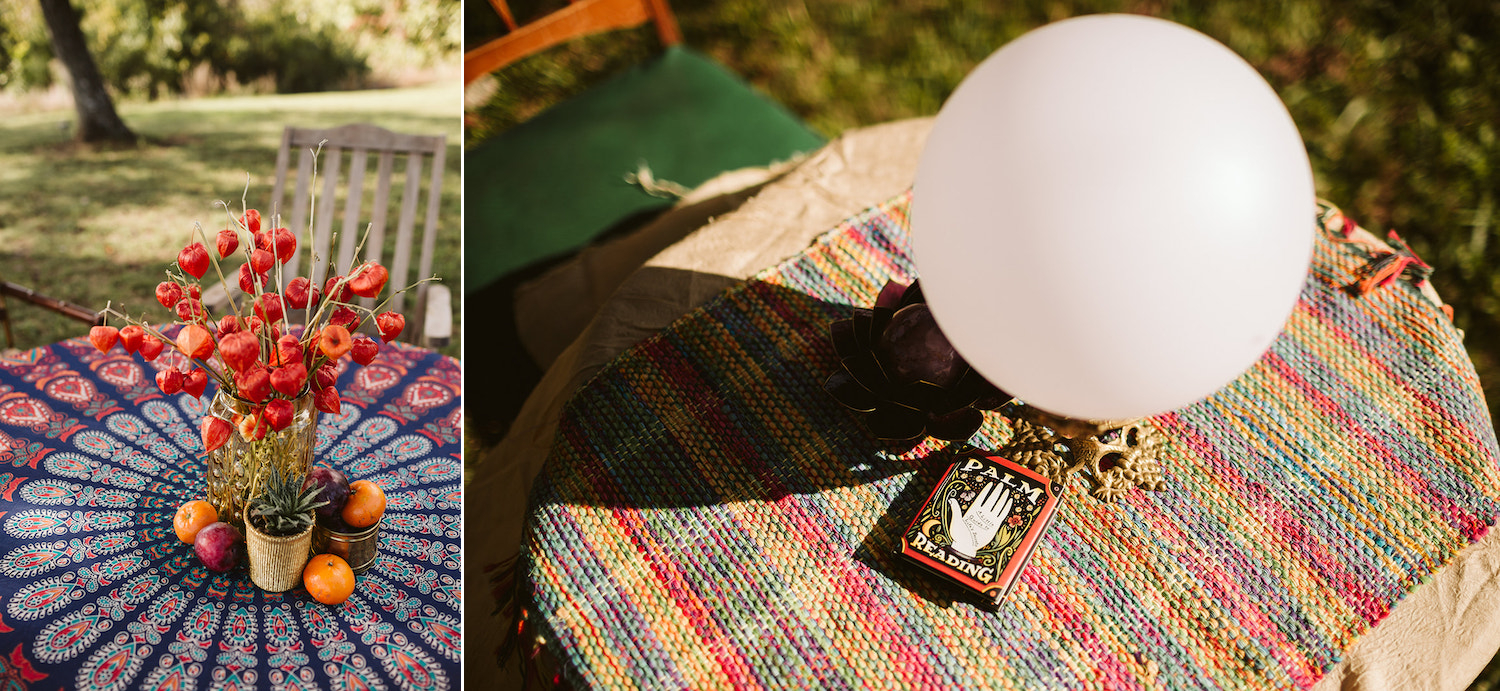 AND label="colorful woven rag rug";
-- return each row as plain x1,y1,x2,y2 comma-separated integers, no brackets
0,337,461,691
521,193,1500,689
